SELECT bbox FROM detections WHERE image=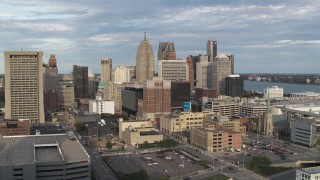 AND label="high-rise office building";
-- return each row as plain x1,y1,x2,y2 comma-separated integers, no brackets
4,51,45,123
158,42,176,60
88,68,96,99
73,65,88,99
114,65,132,83
225,75,244,97
43,54,59,112
186,56,195,91
207,40,217,61
196,55,212,88
171,81,191,110
135,33,154,82
212,53,232,95
227,54,235,74
140,78,171,120
101,57,112,83
158,59,189,81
